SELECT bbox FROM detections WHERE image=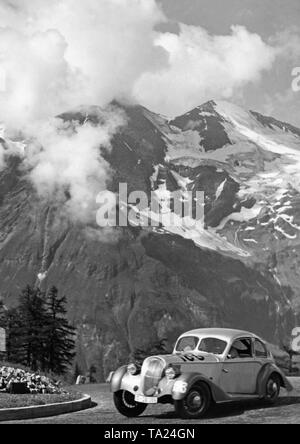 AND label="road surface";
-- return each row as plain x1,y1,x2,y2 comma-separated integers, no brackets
4,378,300,424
